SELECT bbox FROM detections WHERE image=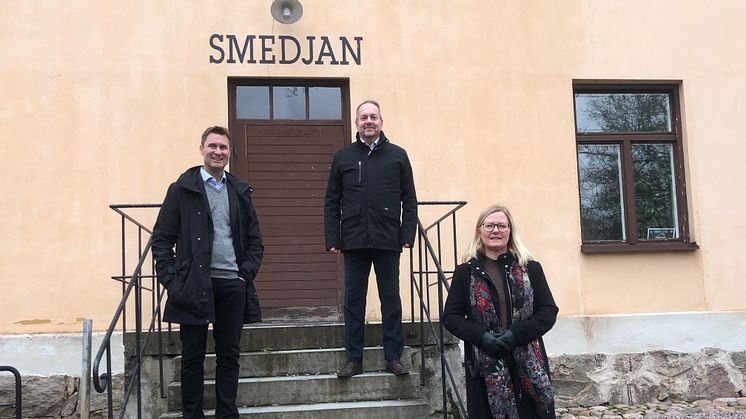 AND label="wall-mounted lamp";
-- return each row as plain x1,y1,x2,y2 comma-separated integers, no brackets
271,0,303,24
